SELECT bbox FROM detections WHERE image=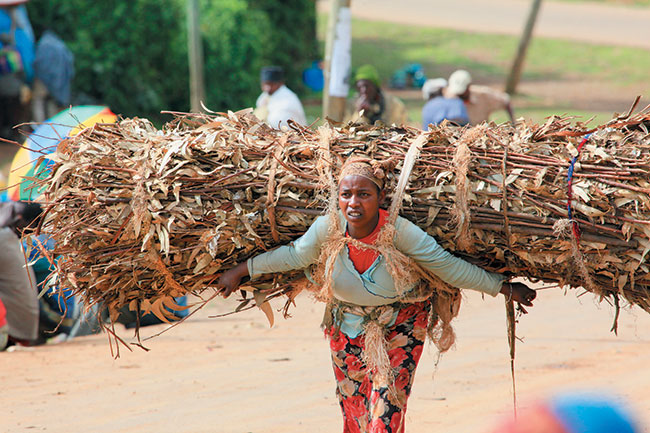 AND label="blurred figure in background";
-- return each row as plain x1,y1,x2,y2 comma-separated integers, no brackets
421,77,447,101
0,201,88,345
421,76,469,129
0,1,35,142
487,392,641,433
0,200,40,348
446,69,515,125
254,65,306,130
346,64,407,126
31,30,74,123
25,212,81,343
